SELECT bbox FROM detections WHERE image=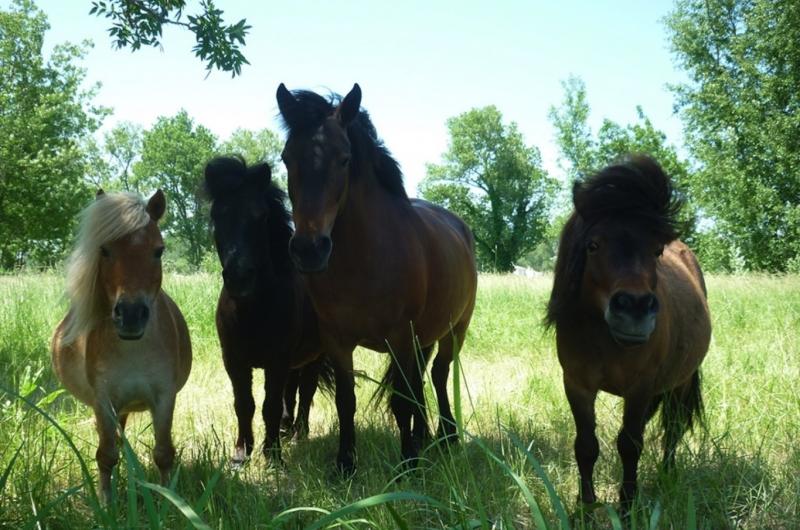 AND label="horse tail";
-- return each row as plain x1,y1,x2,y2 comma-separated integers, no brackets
660,369,705,458
314,354,337,396
369,361,397,409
